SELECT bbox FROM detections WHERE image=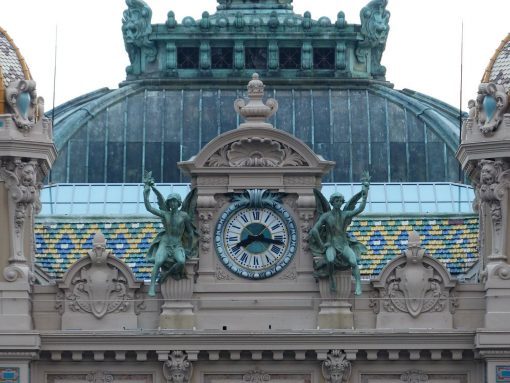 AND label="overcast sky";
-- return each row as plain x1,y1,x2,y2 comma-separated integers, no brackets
1,0,509,110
